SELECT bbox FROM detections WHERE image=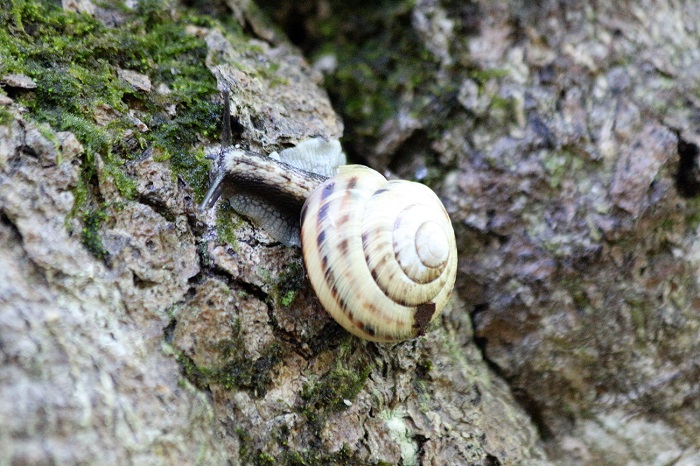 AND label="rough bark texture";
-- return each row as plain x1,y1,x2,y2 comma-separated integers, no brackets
1,0,699,465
